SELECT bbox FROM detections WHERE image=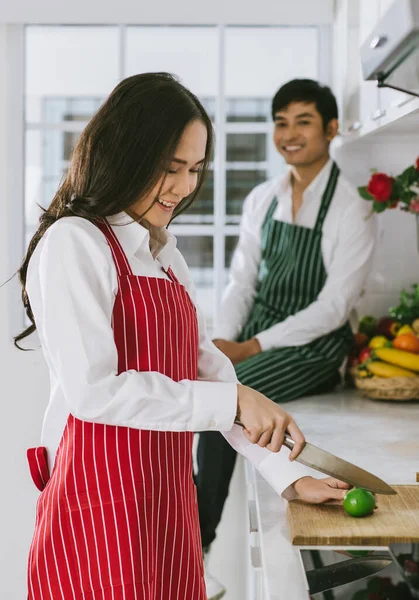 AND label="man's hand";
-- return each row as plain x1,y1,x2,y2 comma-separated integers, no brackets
292,476,352,504
213,338,261,364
